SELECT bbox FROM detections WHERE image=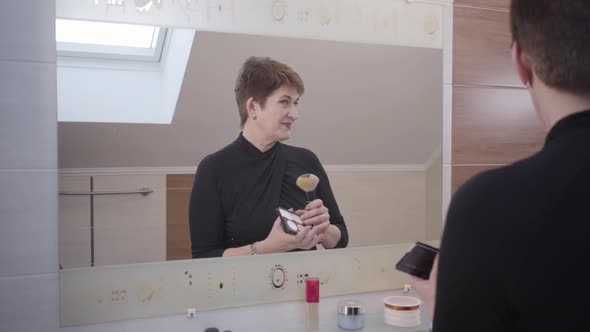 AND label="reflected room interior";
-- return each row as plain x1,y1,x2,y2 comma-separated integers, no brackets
57,22,443,268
